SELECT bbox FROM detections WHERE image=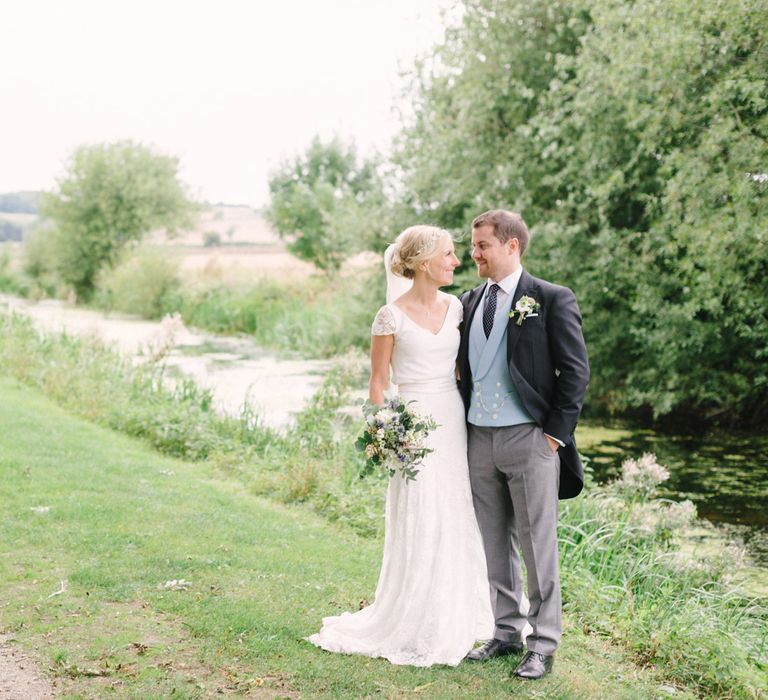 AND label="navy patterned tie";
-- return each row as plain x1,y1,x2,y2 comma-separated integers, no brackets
483,284,500,338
